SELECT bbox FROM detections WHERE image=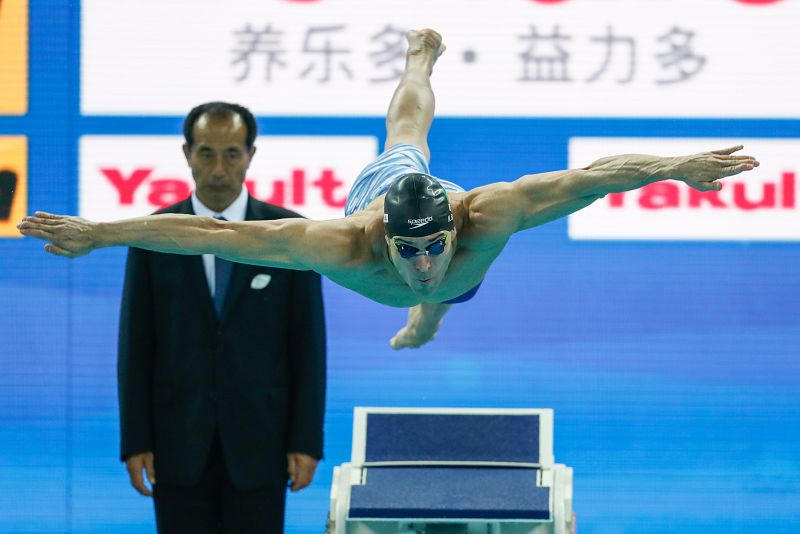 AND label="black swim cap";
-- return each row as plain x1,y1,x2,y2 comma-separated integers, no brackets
383,173,455,237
